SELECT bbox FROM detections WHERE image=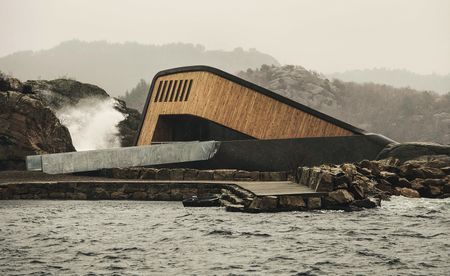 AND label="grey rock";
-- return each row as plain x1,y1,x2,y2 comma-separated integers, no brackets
327,189,354,205
249,196,278,211
377,142,450,162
